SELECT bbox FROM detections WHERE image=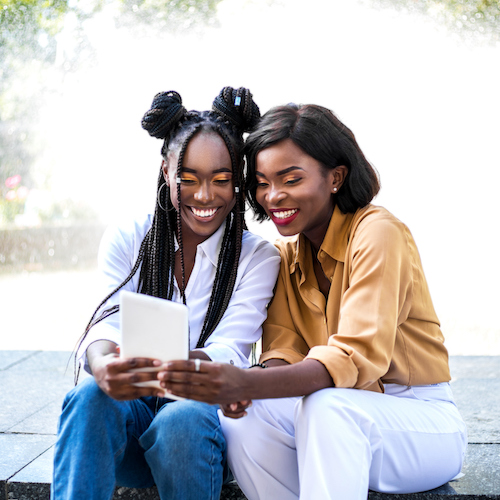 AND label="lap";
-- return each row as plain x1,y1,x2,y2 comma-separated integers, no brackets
221,385,467,495
224,384,464,434
299,383,465,435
